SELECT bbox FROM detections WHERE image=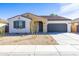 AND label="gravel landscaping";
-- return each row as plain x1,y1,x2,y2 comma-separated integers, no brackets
0,34,58,45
